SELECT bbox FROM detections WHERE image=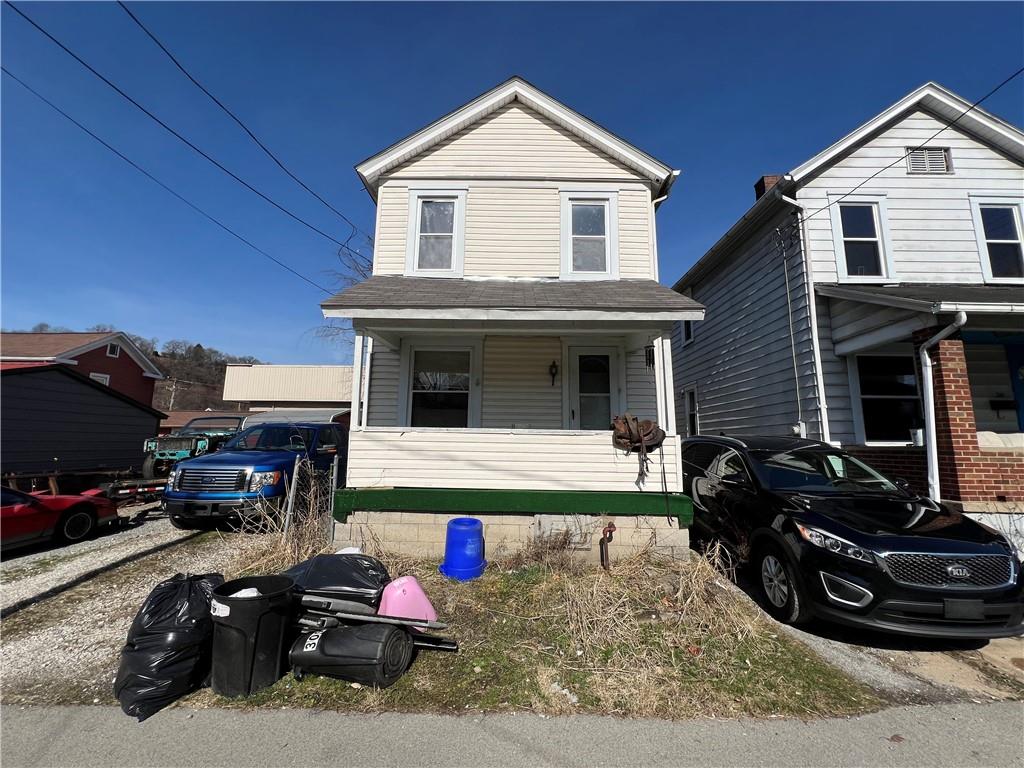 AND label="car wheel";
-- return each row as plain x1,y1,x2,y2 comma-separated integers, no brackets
57,506,96,543
754,543,811,625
